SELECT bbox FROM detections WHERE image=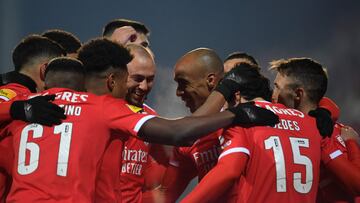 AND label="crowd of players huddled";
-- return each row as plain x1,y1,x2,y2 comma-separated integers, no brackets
0,18,359,203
